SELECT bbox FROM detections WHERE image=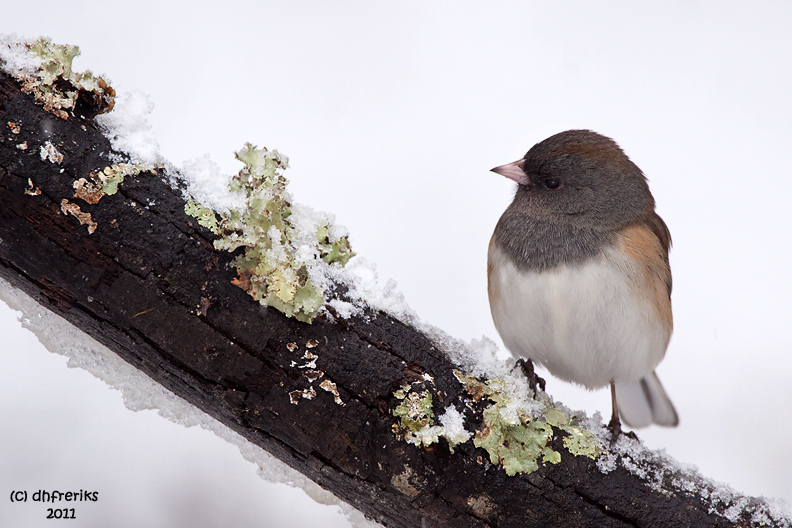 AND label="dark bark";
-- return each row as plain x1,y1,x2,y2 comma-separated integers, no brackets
0,69,779,528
